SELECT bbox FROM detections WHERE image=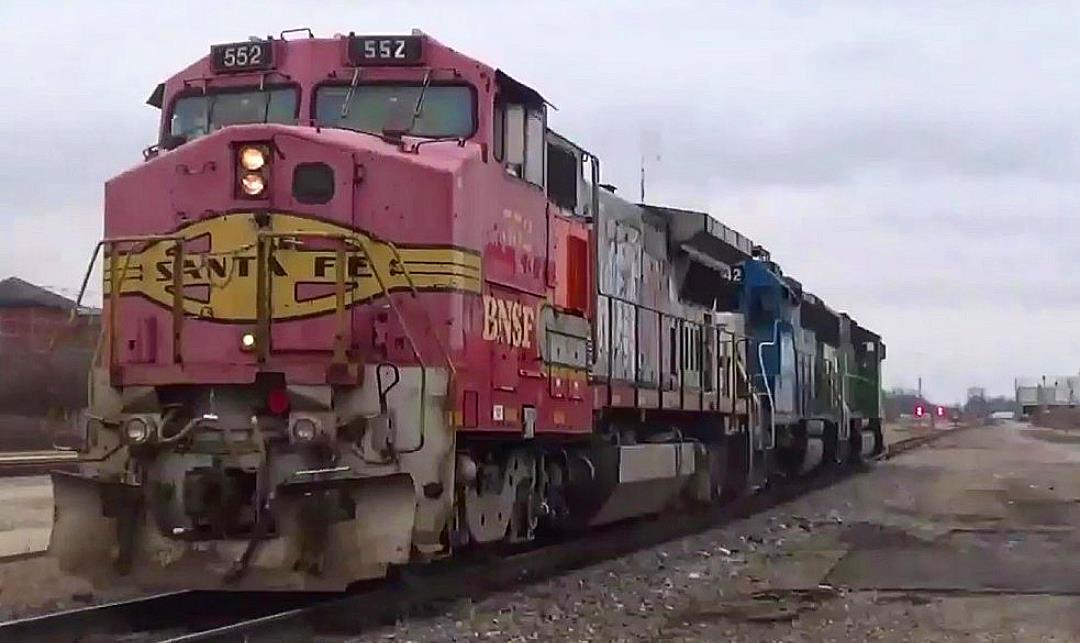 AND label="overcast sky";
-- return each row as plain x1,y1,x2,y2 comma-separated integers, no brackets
1,1,1077,402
